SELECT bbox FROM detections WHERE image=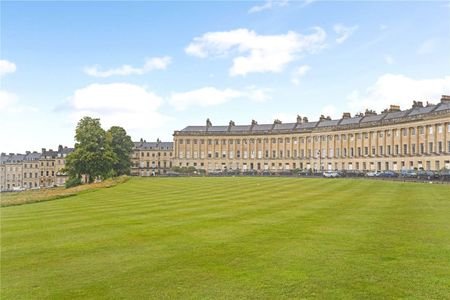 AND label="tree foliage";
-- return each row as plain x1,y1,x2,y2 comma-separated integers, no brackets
107,126,134,176
65,117,132,184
